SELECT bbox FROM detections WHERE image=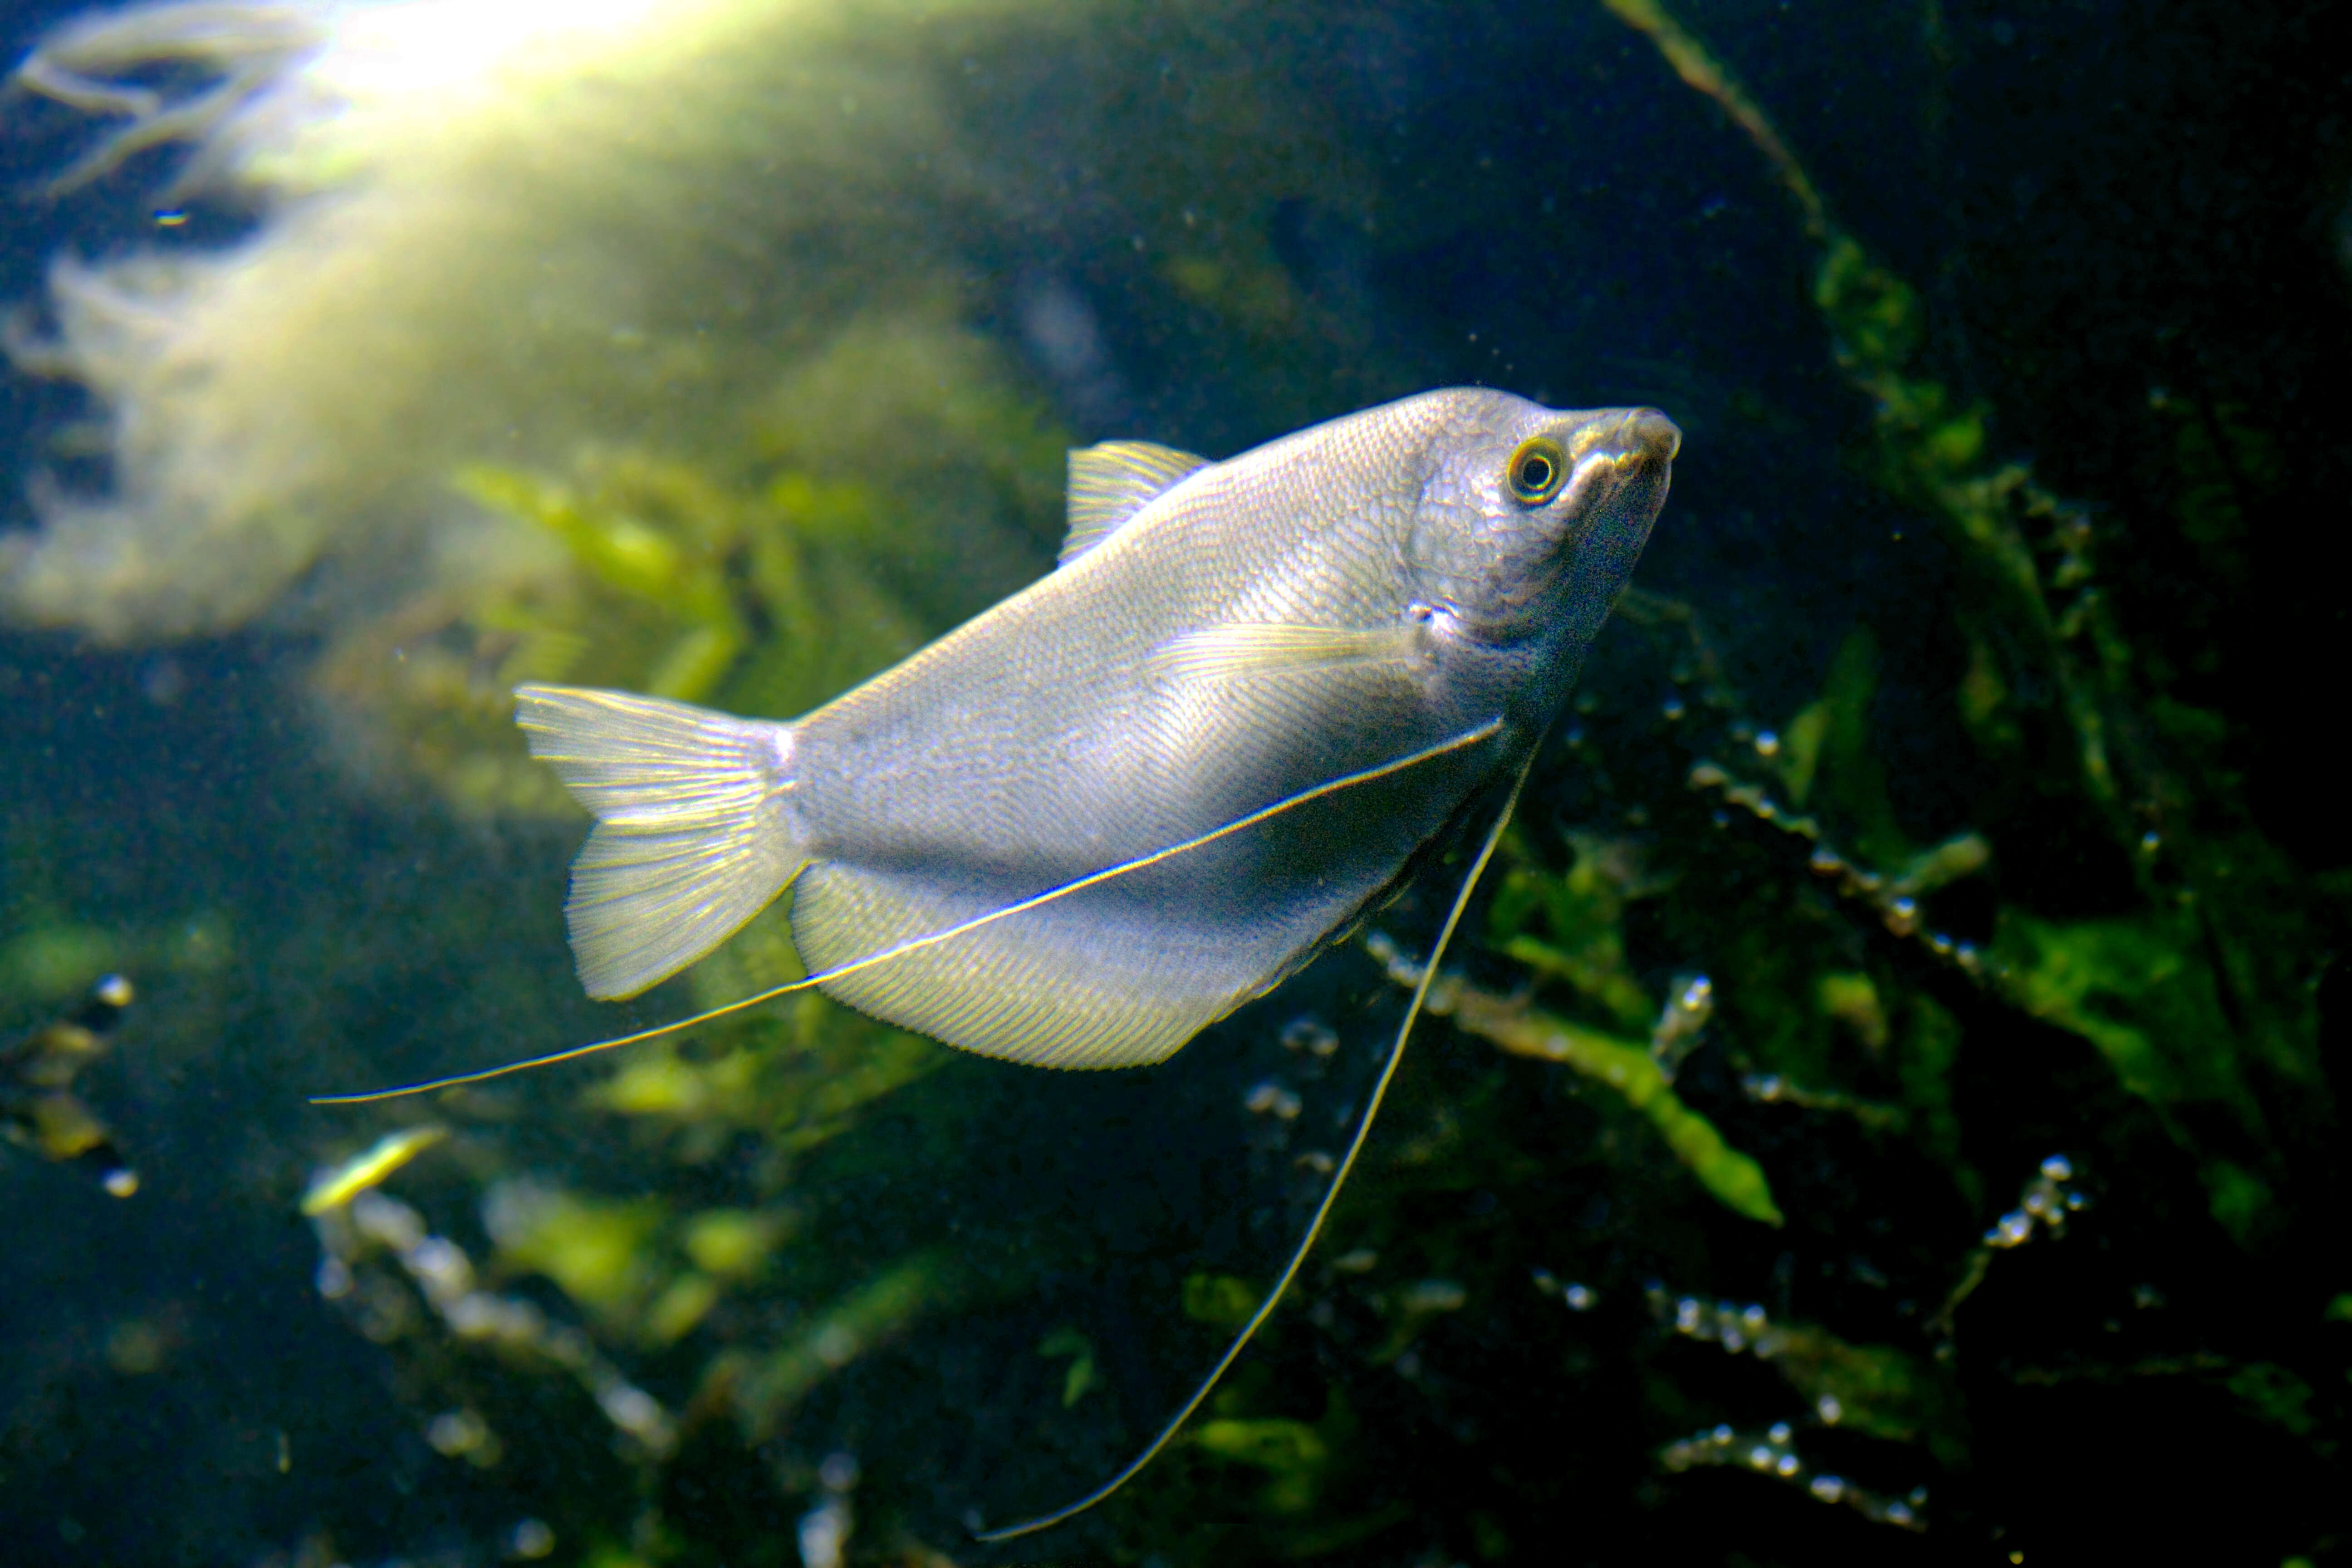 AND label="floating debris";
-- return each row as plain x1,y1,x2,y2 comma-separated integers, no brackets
1985,1154,2084,1248
1817,971,1891,1053
1036,1328,1099,1410
425,1407,501,1469
1367,1278,1470,1366
508,1518,556,1561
